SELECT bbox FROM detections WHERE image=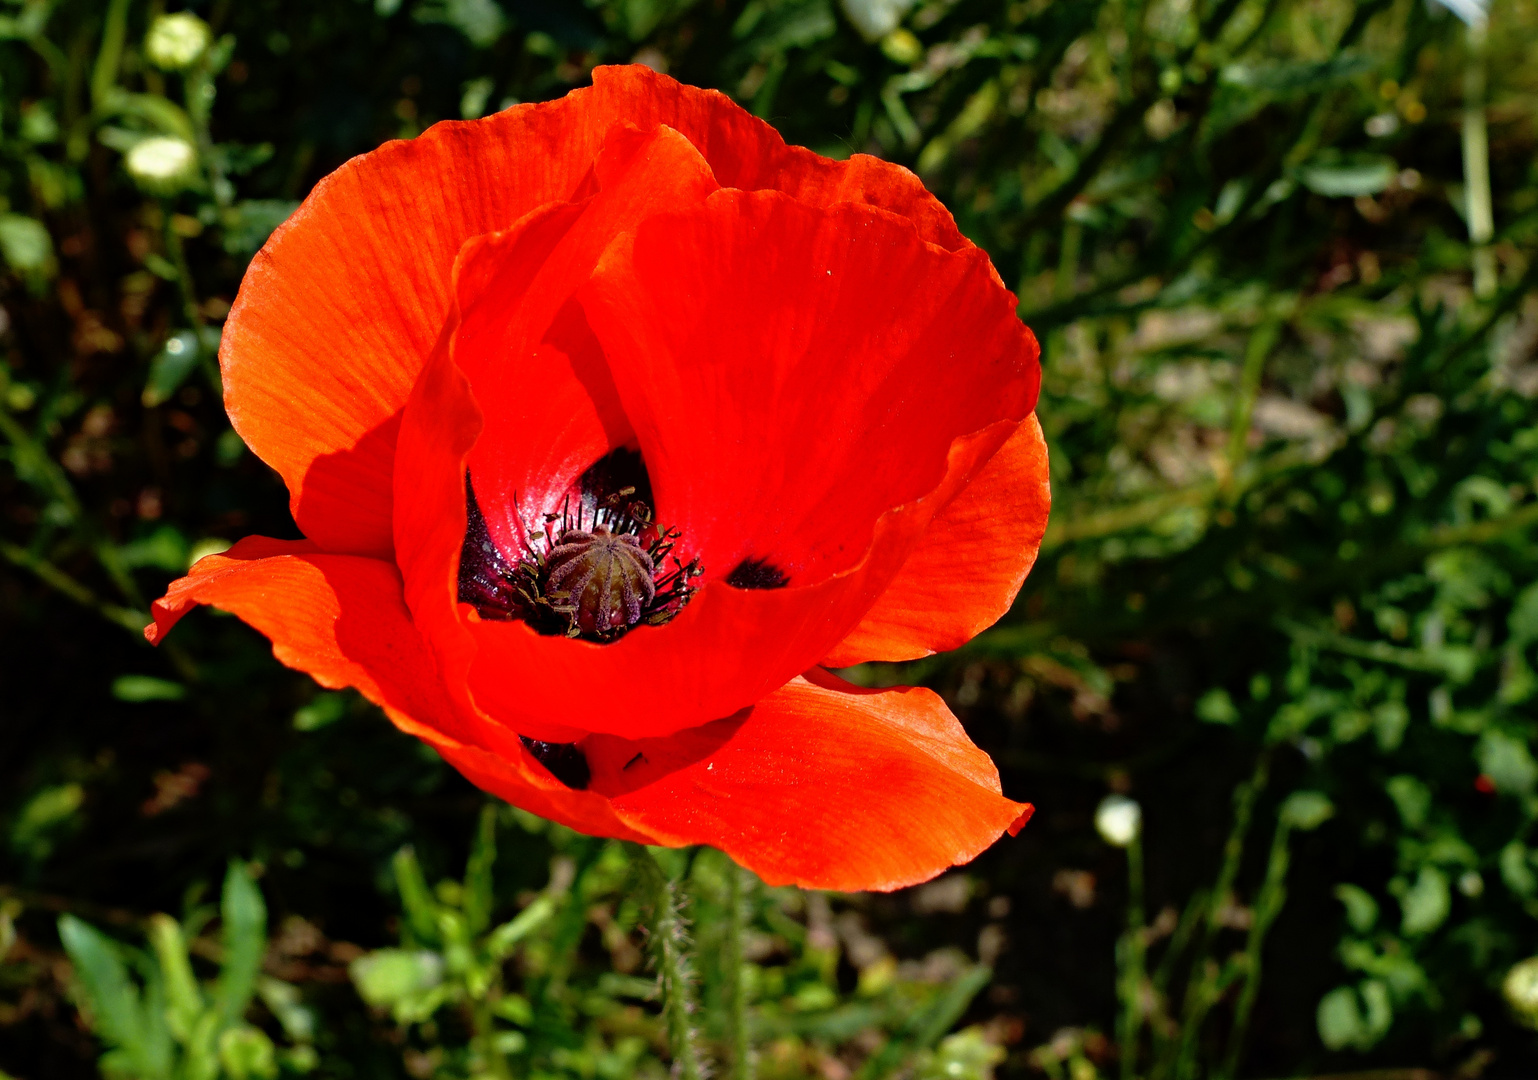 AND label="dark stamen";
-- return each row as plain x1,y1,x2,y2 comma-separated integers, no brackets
458,449,703,643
